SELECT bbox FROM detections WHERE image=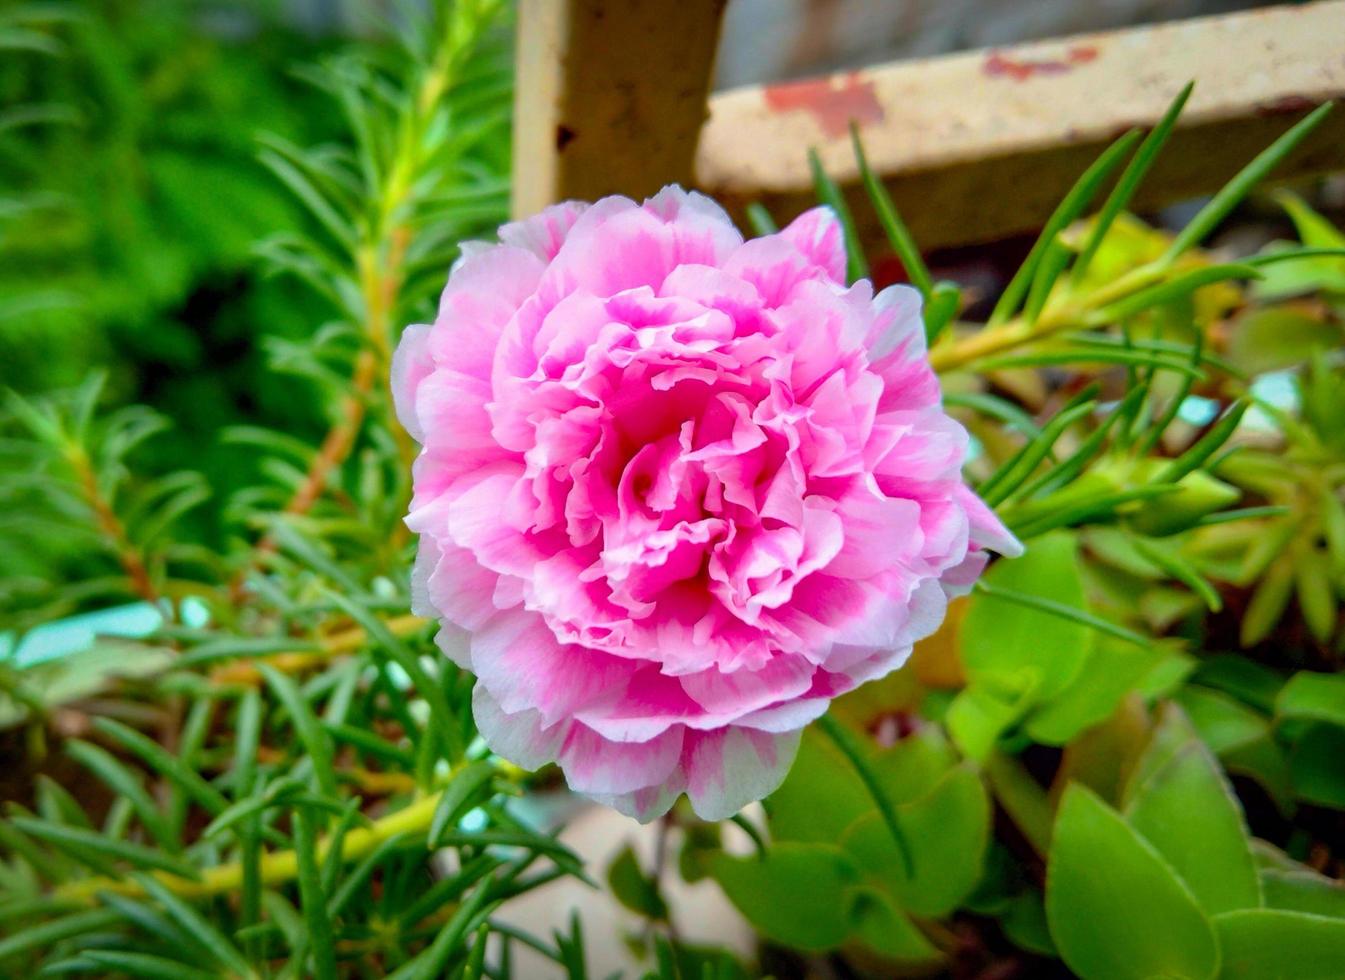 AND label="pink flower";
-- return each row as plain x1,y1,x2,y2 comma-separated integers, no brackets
394,187,1020,822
